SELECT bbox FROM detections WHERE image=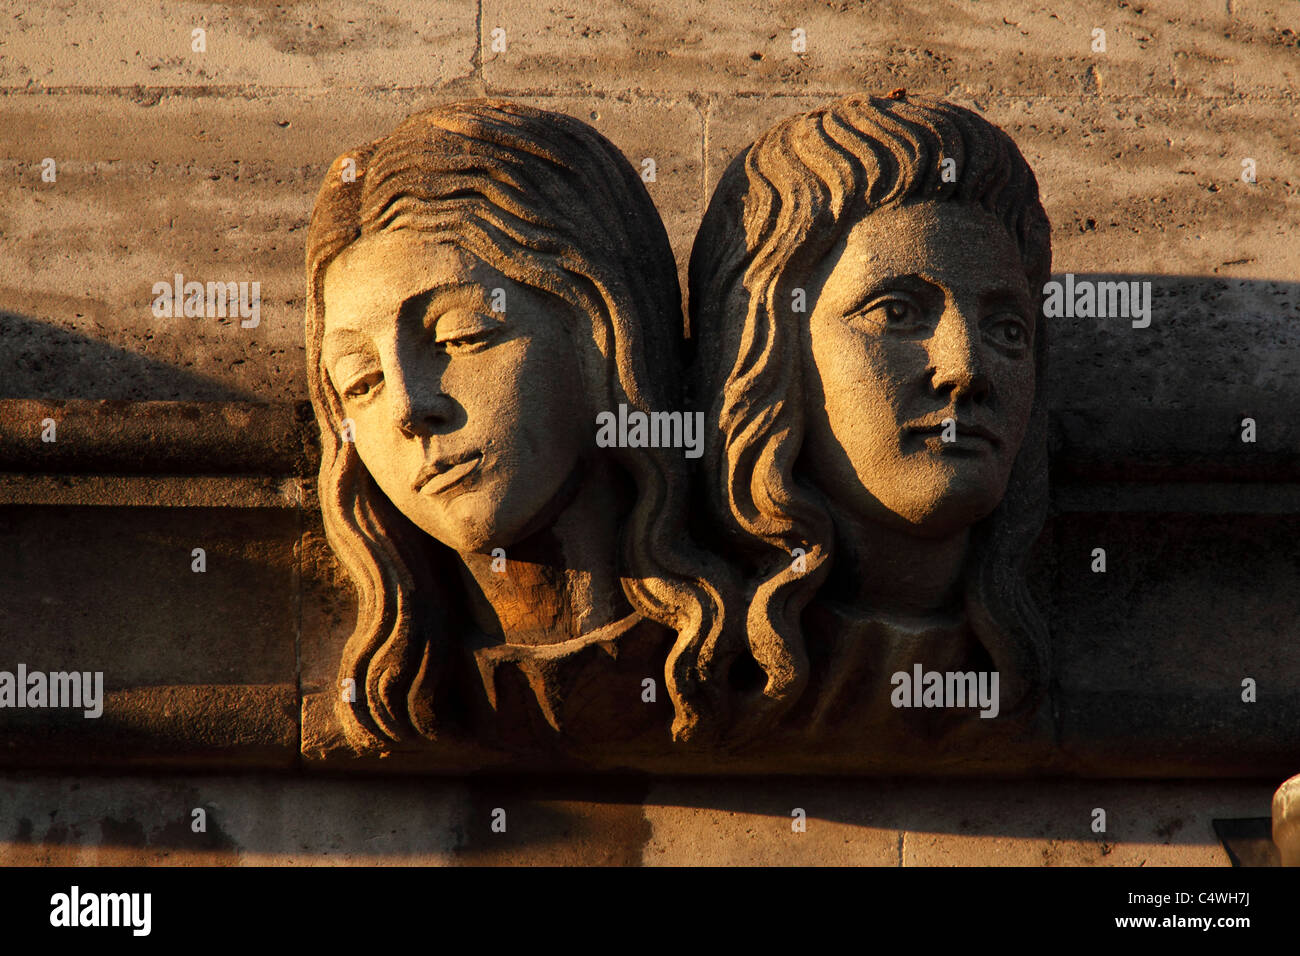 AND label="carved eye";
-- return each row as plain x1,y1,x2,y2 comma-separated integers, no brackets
986,313,1031,351
852,294,925,331
434,310,502,354
342,370,383,401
